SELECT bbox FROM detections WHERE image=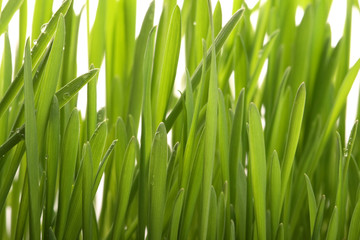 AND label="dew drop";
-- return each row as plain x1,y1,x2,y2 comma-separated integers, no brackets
41,23,48,33
33,39,38,45
63,92,70,100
